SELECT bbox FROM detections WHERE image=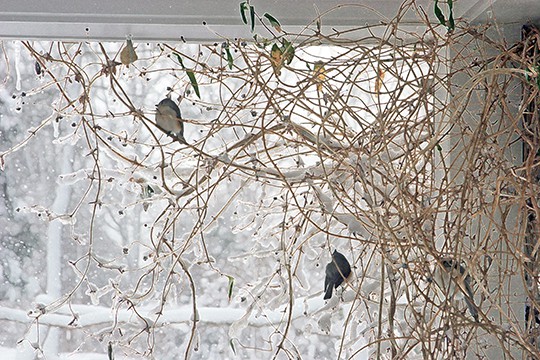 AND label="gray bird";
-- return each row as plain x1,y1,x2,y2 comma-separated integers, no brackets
324,250,351,300
437,259,479,322
155,98,186,143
